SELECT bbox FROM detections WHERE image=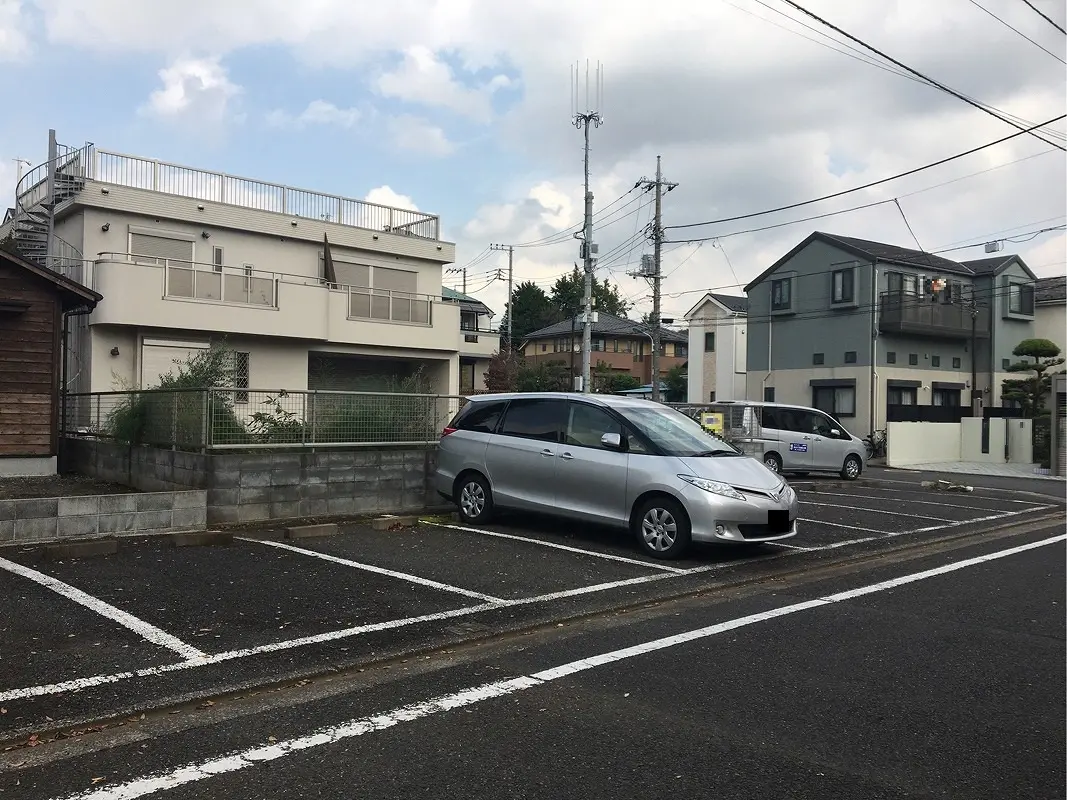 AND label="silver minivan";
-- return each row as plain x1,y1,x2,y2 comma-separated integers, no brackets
435,392,799,559
708,401,866,480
